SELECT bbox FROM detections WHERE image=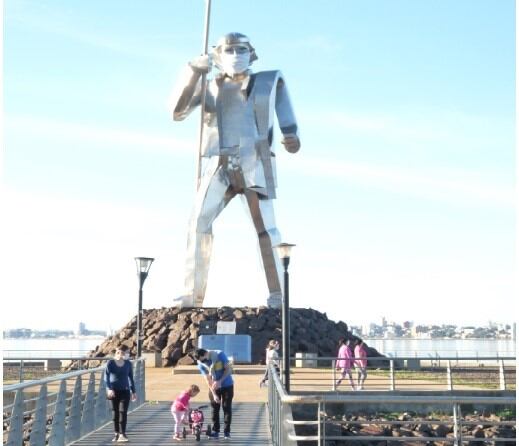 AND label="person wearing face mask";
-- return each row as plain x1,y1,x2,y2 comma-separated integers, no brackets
193,348,234,439
105,346,137,442
171,32,301,310
259,339,280,388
